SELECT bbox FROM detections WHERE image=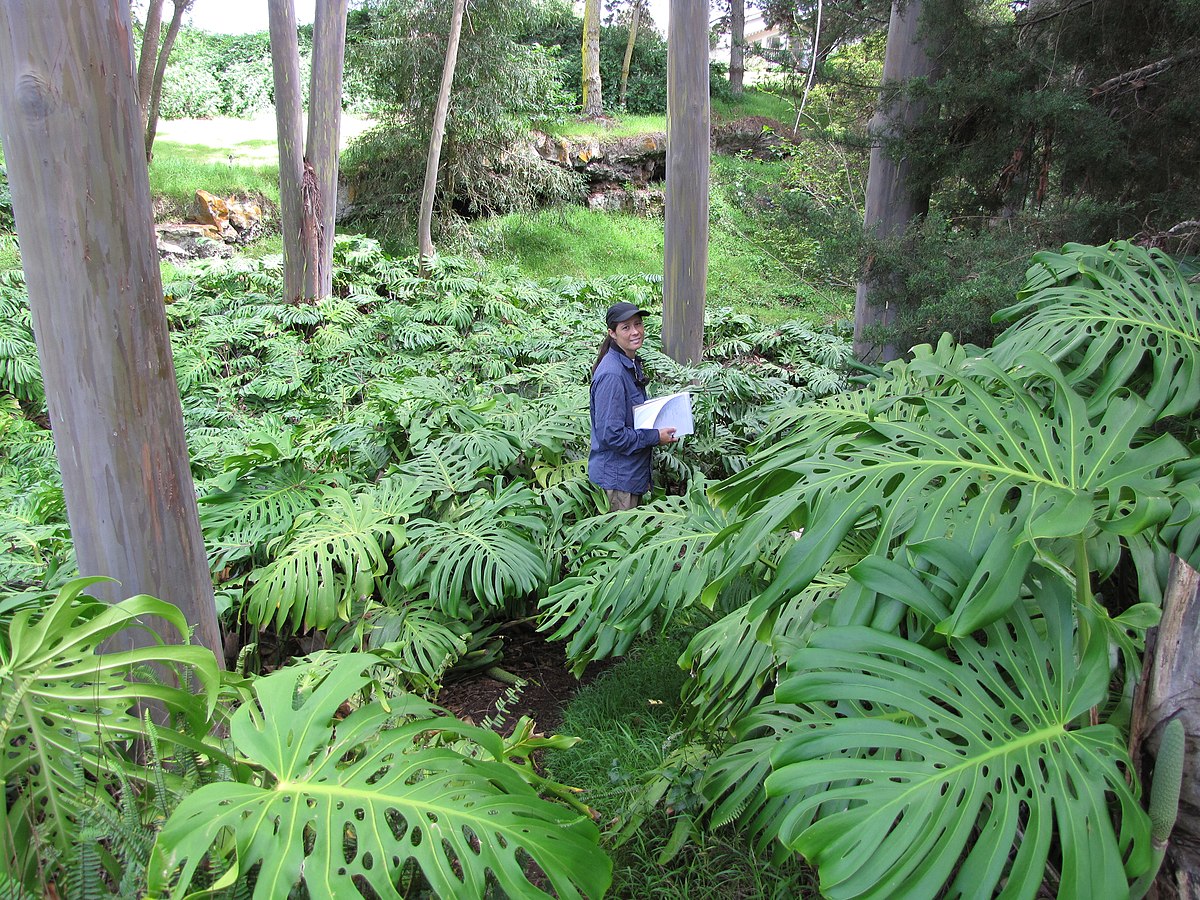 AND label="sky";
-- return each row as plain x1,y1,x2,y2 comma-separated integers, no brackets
183,1,673,35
